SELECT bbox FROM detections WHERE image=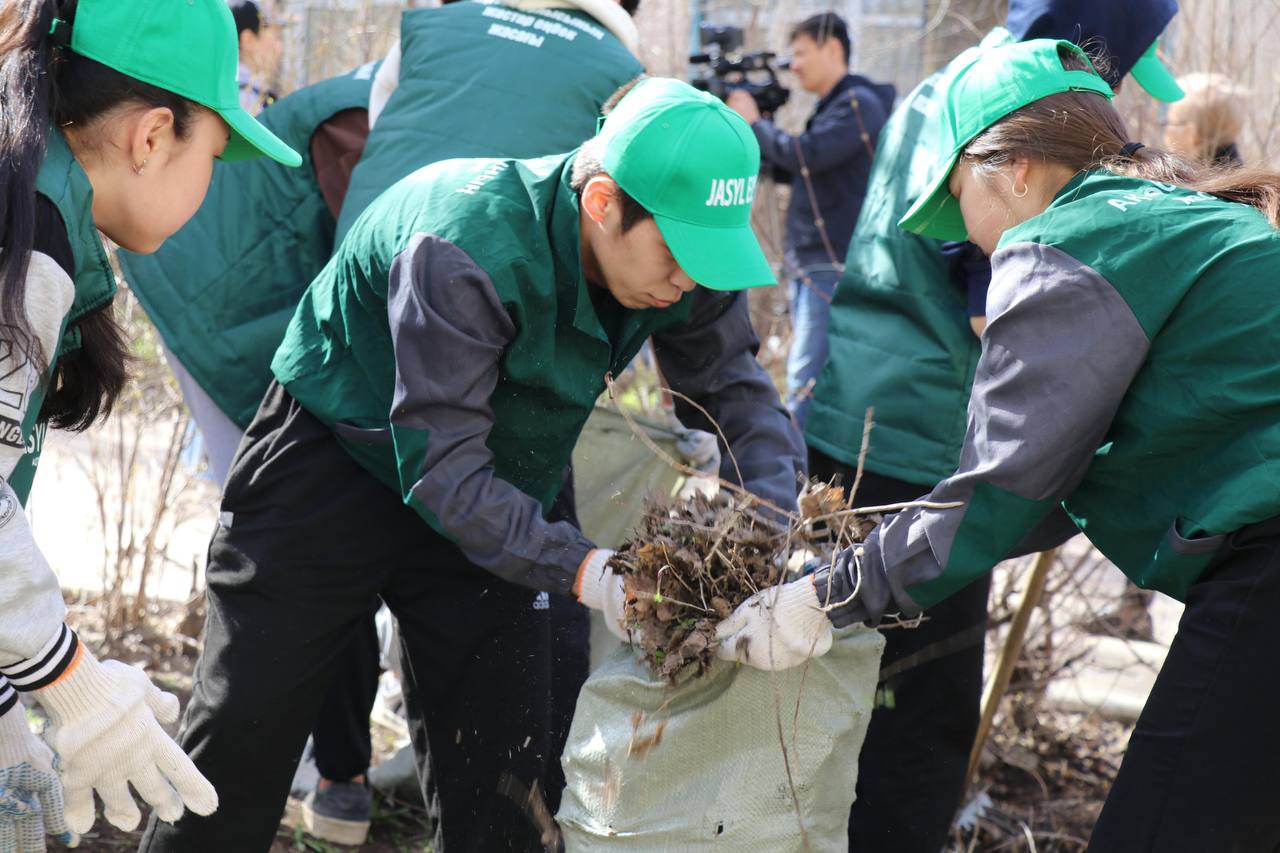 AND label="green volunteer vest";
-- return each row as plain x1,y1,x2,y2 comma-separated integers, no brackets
335,0,642,243
806,33,1010,486
117,63,378,429
273,152,694,527
917,170,1280,606
10,130,118,503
